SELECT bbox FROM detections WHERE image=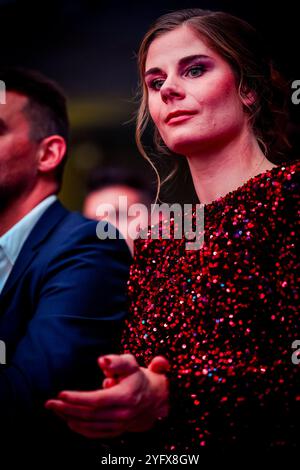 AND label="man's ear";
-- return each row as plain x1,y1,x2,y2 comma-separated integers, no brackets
37,135,67,175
